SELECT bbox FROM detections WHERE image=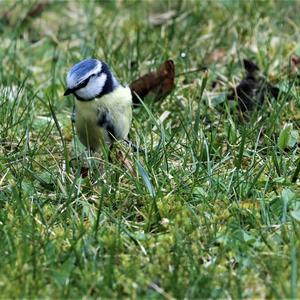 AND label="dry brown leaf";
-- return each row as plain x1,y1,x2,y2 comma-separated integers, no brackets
291,54,300,74
130,60,175,106
80,166,89,178
26,1,49,19
2,0,49,25
228,59,279,114
208,48,227,64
